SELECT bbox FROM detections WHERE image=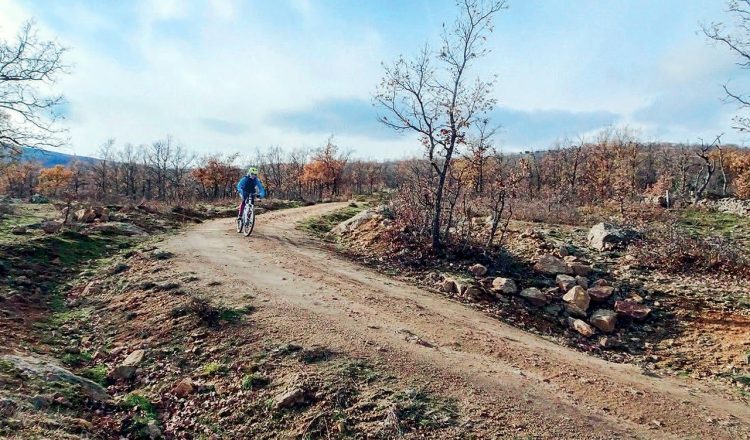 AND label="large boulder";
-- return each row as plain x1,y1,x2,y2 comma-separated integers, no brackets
491,277,517,295
590,309,617,333
1,354,111,402
587,223,638,251
562,286,590,317
329,209,380,236
519,287,547,306
614,300,651,320
534,254,572,275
